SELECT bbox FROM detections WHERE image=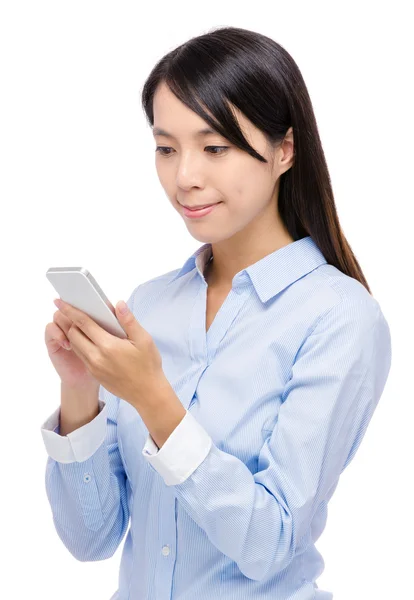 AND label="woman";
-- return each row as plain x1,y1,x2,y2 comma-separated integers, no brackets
41,26,392,600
